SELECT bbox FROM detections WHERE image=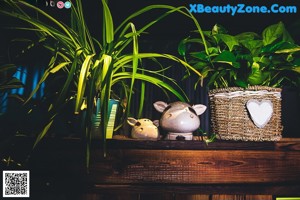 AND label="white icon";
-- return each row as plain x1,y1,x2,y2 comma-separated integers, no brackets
50,0,55,7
